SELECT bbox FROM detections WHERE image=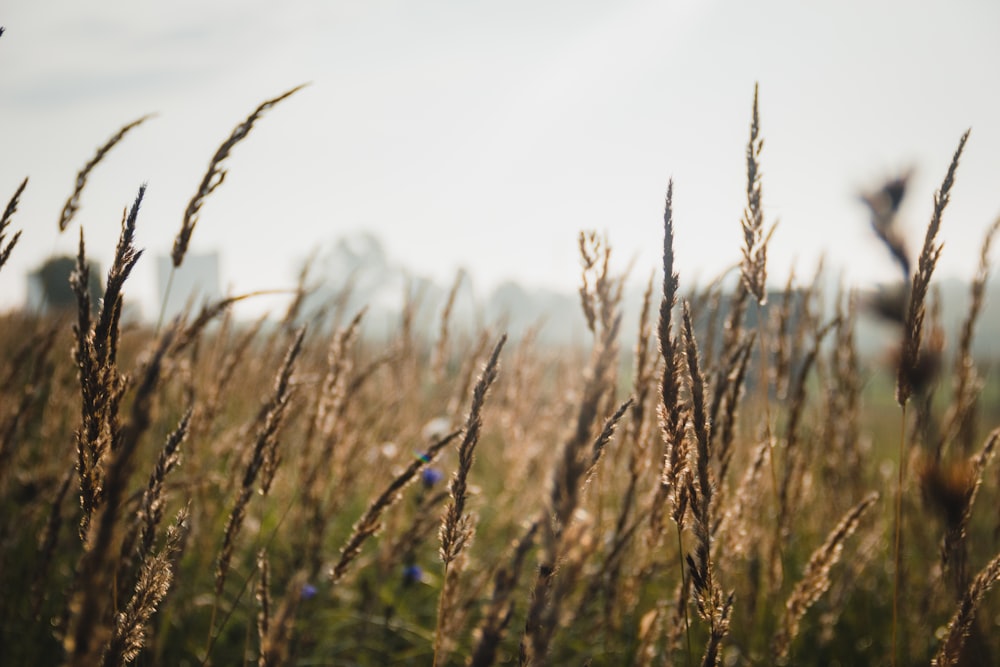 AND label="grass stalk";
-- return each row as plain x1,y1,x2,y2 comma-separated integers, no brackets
892,404,906,666
676,522,693,667
159,85,306,331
